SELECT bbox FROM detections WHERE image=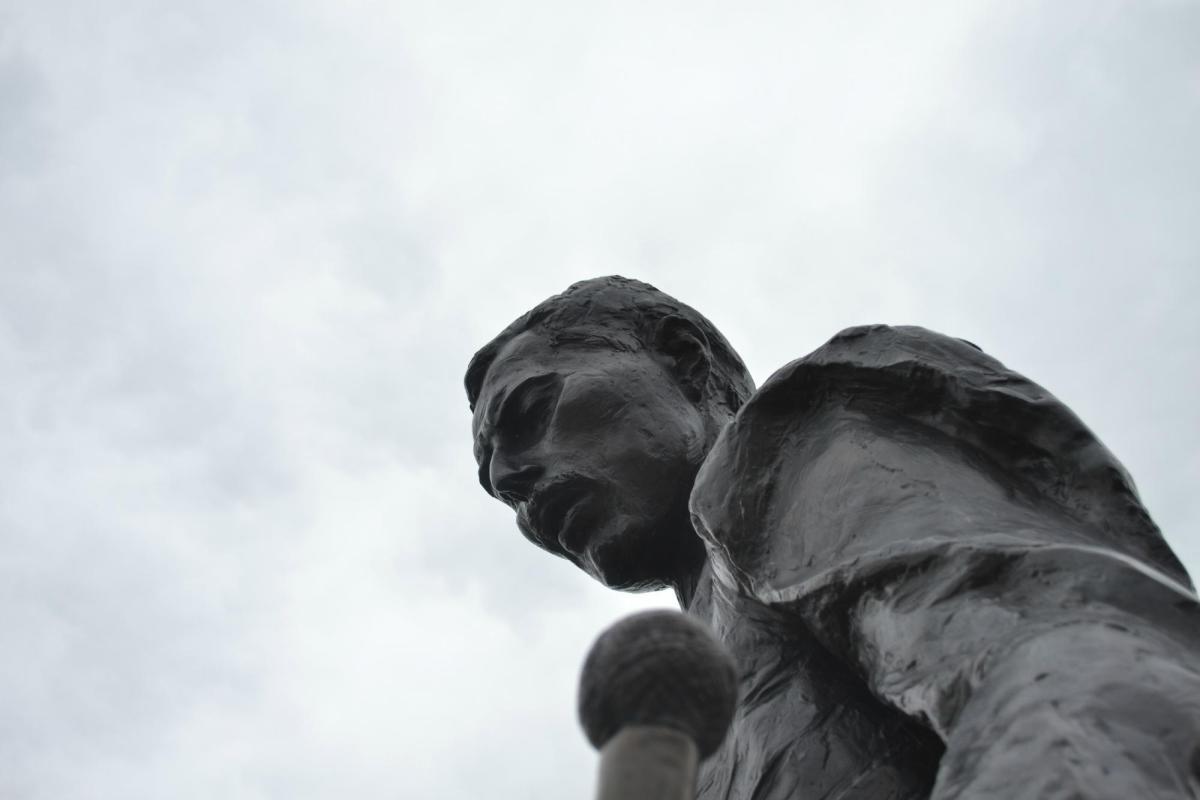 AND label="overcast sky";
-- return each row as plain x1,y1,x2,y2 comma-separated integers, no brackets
2,1,1198,797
